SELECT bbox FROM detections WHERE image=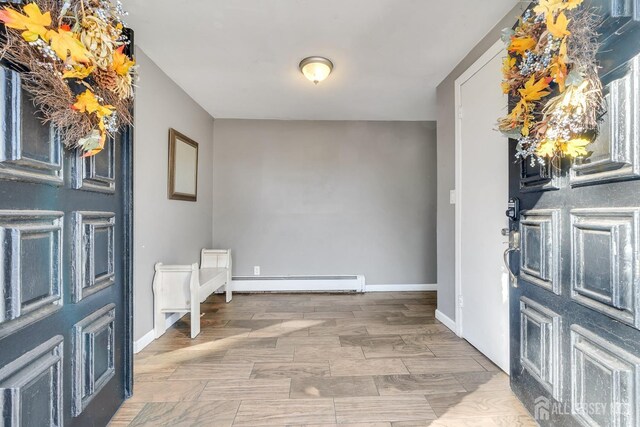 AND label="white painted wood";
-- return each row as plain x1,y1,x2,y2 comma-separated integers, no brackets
134,312,182,354
365,284,437,292
201,249,233,303
152,249,232,339
435,309,456,333
227,278,432,293
230,275,365,293
133,329,154,354
454,39,510,373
